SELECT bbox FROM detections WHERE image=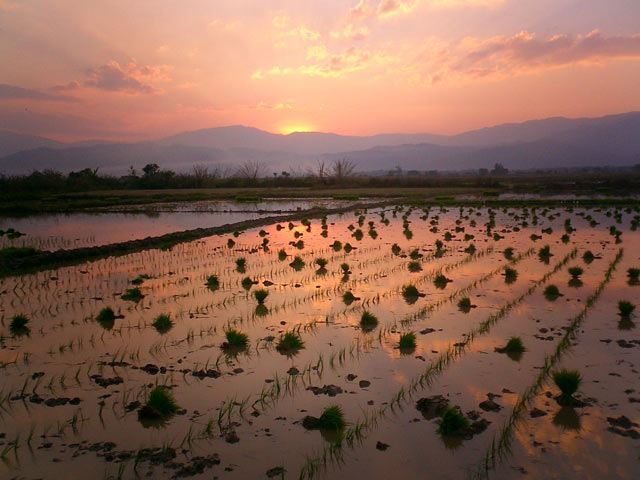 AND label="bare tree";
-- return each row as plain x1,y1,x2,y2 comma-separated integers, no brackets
235,160,267,180
192,164,210,187
331,158,356,180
